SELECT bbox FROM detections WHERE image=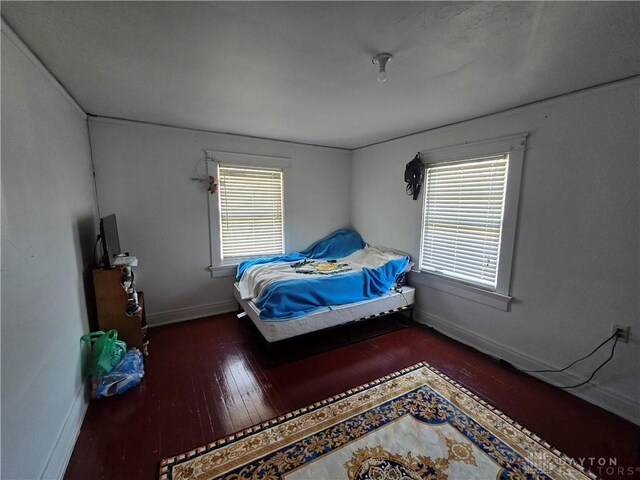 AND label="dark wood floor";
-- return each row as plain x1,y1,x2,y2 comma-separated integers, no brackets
64,313,639,480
